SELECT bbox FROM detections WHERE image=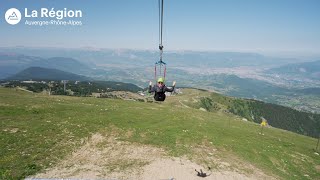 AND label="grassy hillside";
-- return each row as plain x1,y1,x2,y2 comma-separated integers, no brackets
0,88,319,179
184,90,320,138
